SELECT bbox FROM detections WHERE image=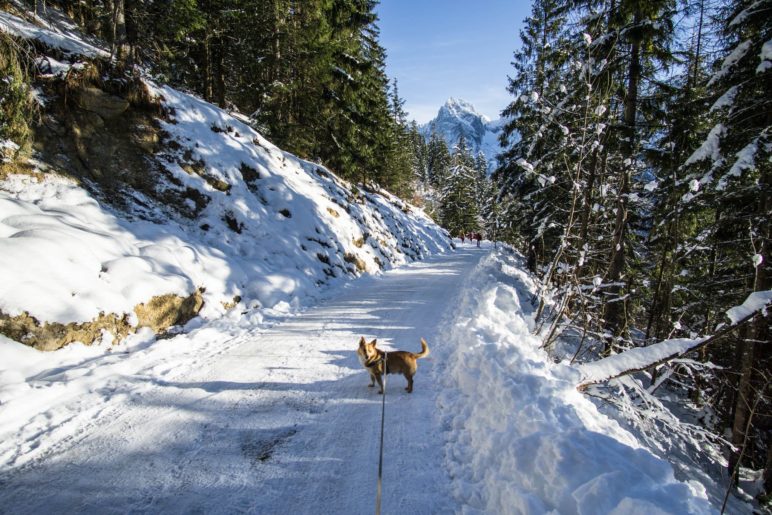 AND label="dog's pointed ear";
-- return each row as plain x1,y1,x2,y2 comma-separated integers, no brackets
359,336,366,346
370,339,377,346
